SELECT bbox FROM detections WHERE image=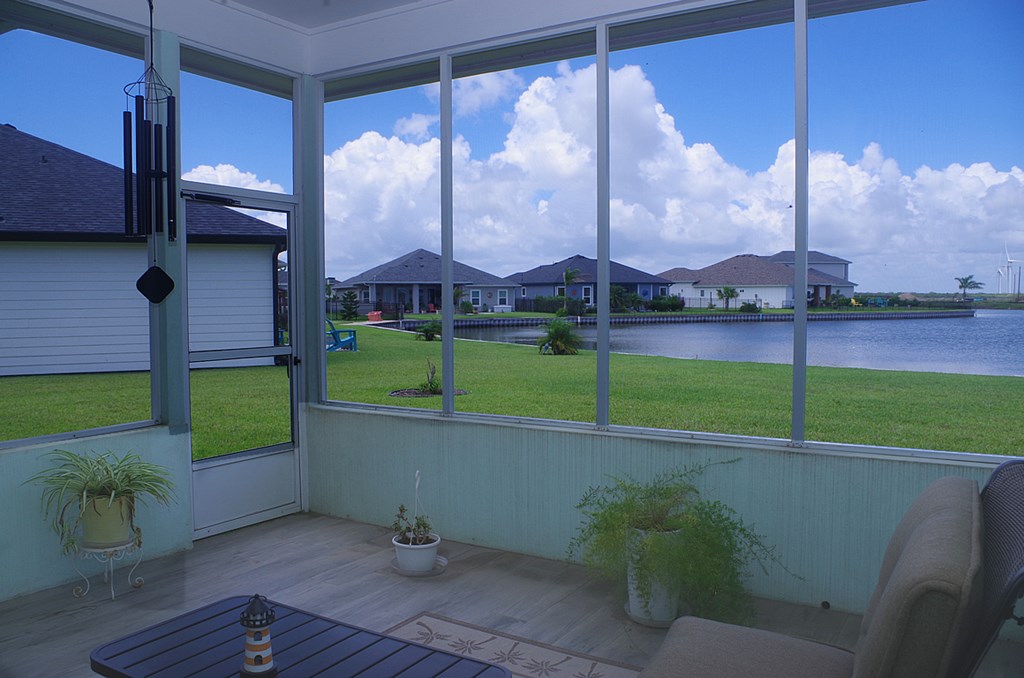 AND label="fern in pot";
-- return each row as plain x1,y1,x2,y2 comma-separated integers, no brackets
29,449,176,555
568,460,784,626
